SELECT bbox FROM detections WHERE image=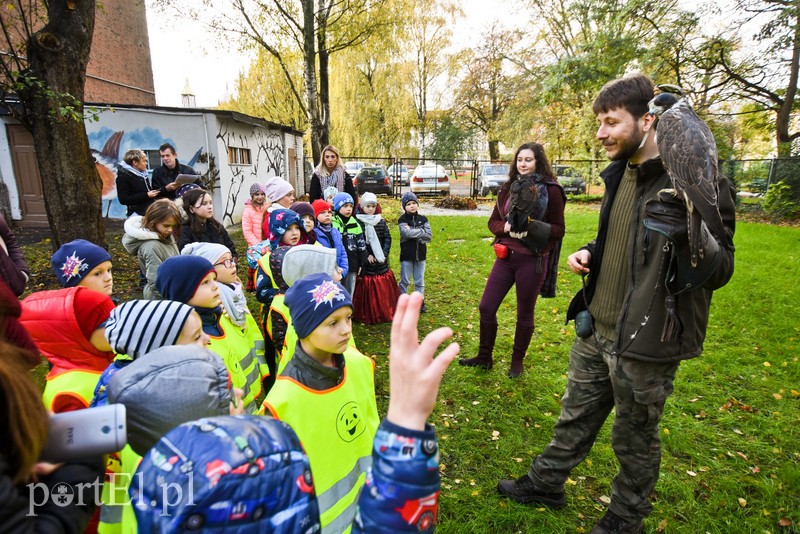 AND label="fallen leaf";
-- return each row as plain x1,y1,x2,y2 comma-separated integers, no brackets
472,401,480,405
566,478,577,485
738,497,747,507
687,470,697,477
732,428,744,435
791,390,800,398
772,393,782,400
656,519,668,532
763,361,771,366
778,518,792,527
471,490,479,496
750,466,760,473
491,430,500,441
736,451,748,460
599,495,611,505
